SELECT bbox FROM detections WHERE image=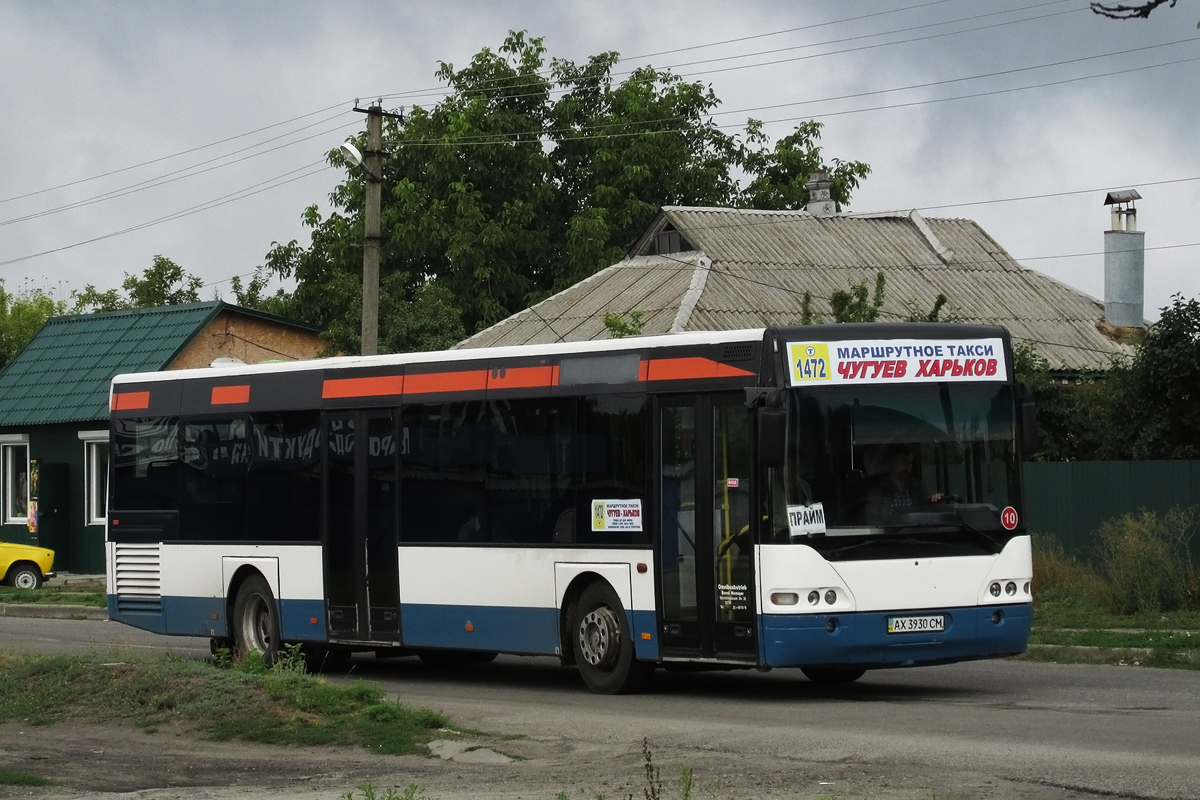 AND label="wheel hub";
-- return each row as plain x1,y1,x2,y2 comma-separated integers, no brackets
579,605,620,668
